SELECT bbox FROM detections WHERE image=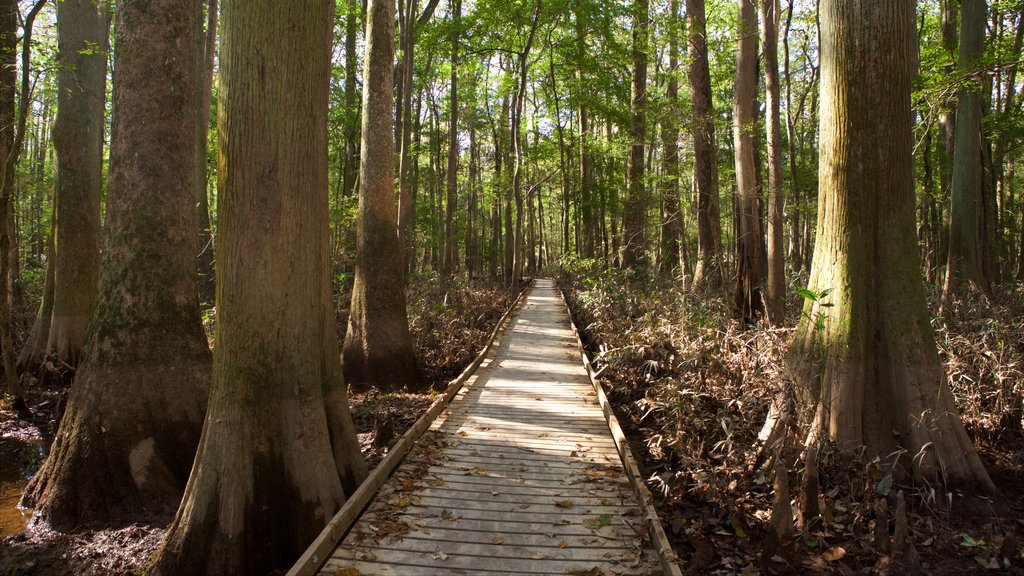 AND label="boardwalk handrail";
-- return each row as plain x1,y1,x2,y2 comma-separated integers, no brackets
560,284,684,576
287,285,530,576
